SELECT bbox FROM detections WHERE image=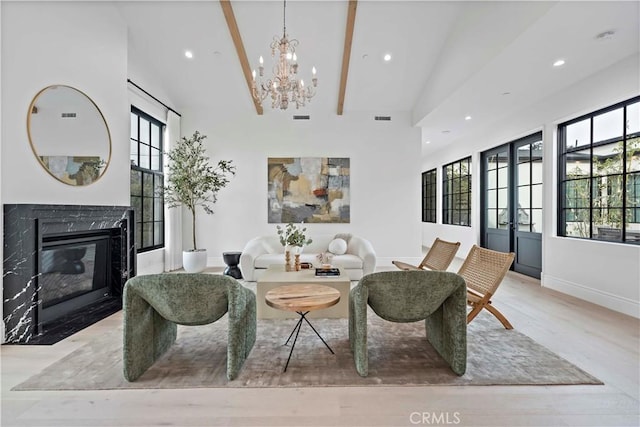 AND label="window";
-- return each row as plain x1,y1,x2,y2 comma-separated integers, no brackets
559,96,640,244
443,157,472,226
422,169,437,222
130,107,165,252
